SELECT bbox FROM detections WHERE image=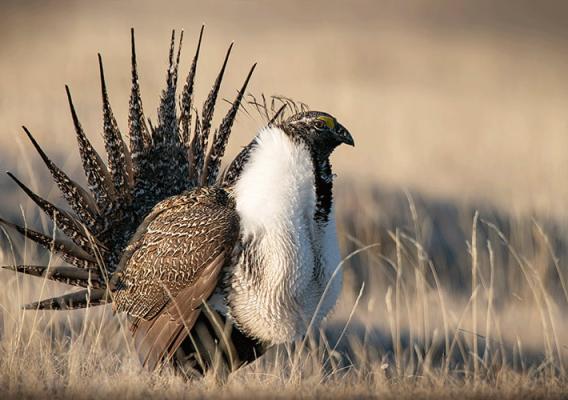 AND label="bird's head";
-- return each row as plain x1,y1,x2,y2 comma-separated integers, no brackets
280,111,354,159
